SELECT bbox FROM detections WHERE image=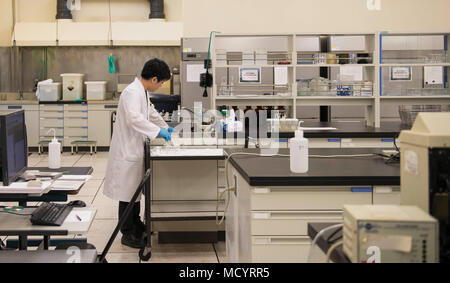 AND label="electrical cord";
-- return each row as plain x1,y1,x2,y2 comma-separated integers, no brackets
326,240,343,263
307,223,343,262
0,210,32,216
215,152,380,225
